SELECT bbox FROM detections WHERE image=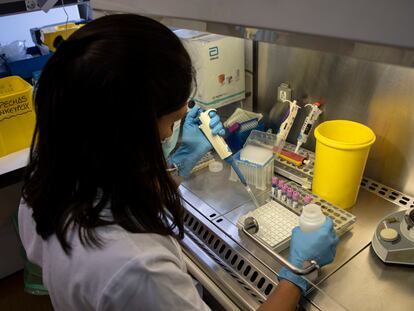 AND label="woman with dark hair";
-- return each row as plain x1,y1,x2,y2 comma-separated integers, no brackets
18,14,338,311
